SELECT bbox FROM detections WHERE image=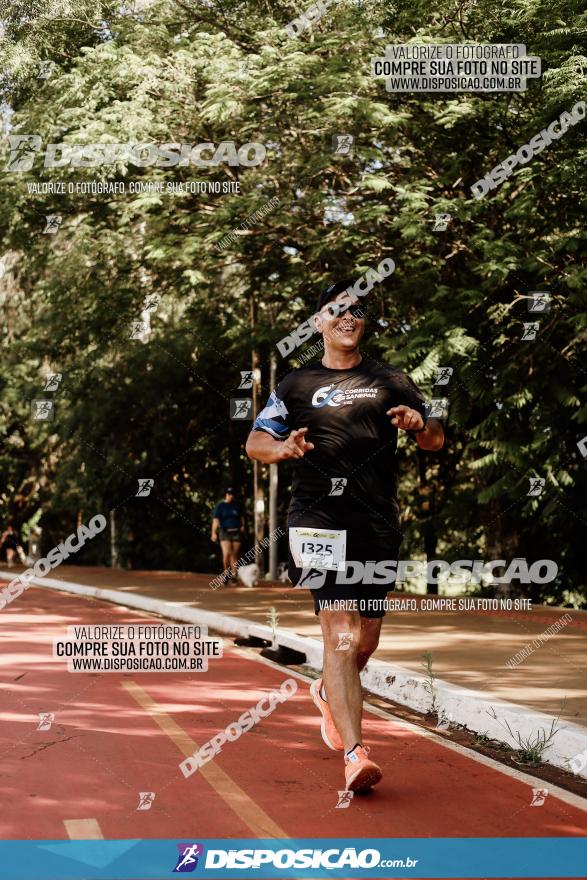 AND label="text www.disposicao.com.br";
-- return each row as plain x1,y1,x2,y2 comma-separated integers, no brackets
70,657,202,671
